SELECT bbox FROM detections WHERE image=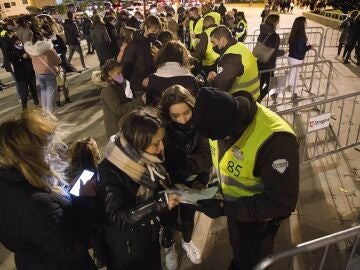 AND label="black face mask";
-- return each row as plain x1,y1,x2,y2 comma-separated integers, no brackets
147,33,157,43
171,120,193,132
212,45,222,54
